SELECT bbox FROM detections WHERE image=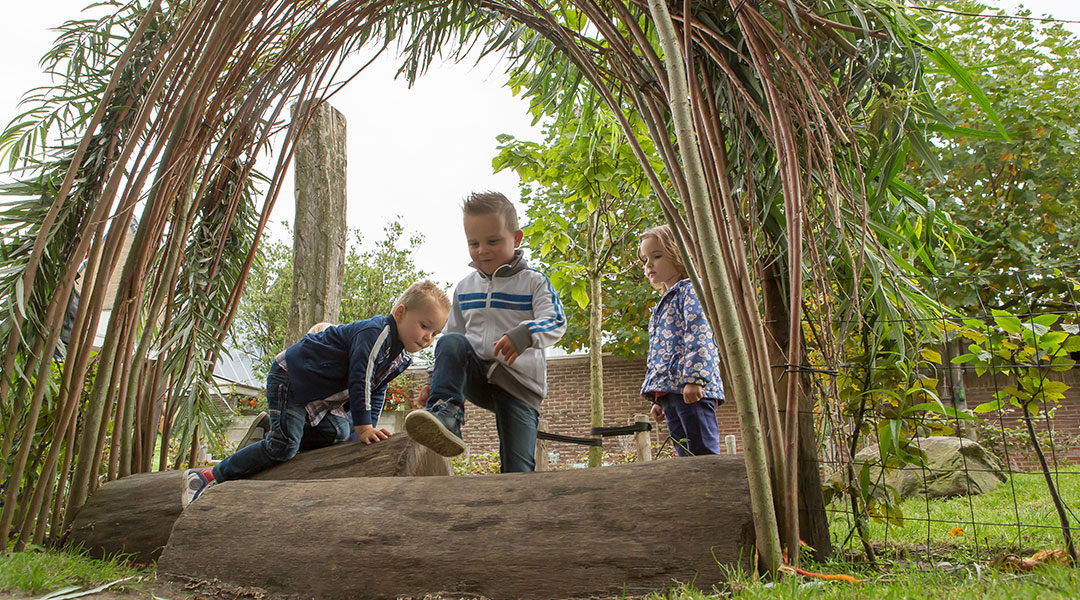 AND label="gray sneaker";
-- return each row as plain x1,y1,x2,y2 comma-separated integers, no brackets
404,400,467,457
236,412,270,449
